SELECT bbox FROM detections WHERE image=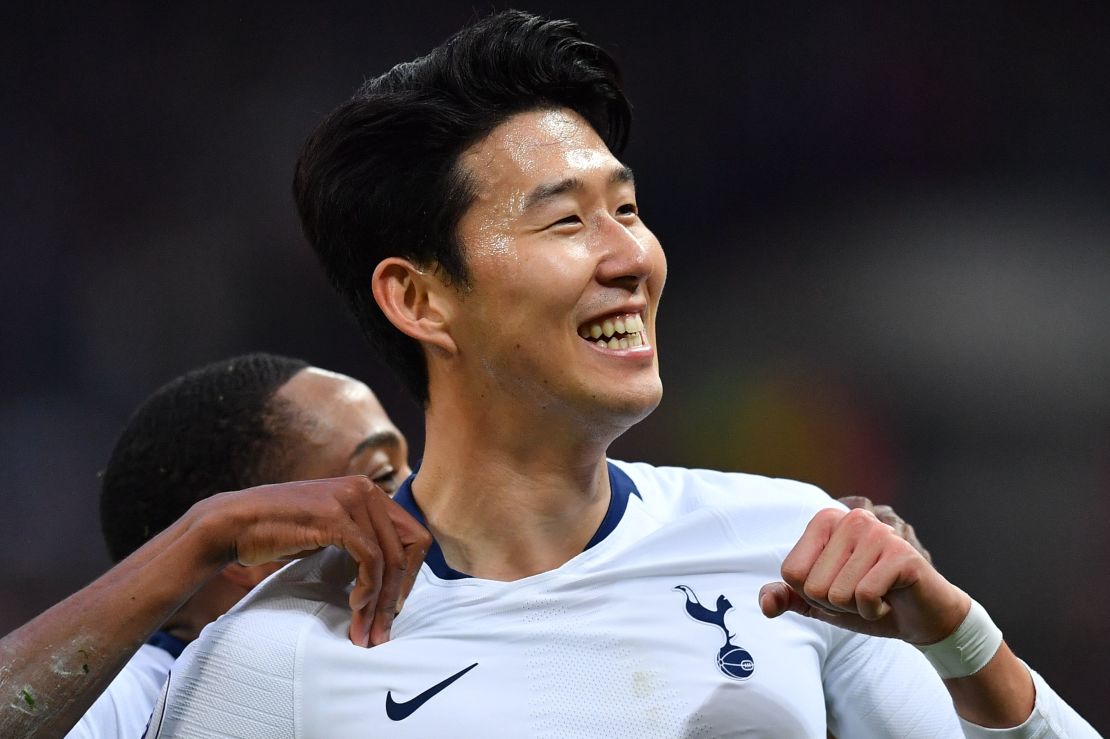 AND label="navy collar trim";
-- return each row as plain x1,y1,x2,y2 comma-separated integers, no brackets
145,630,188,659
393,461,641,581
